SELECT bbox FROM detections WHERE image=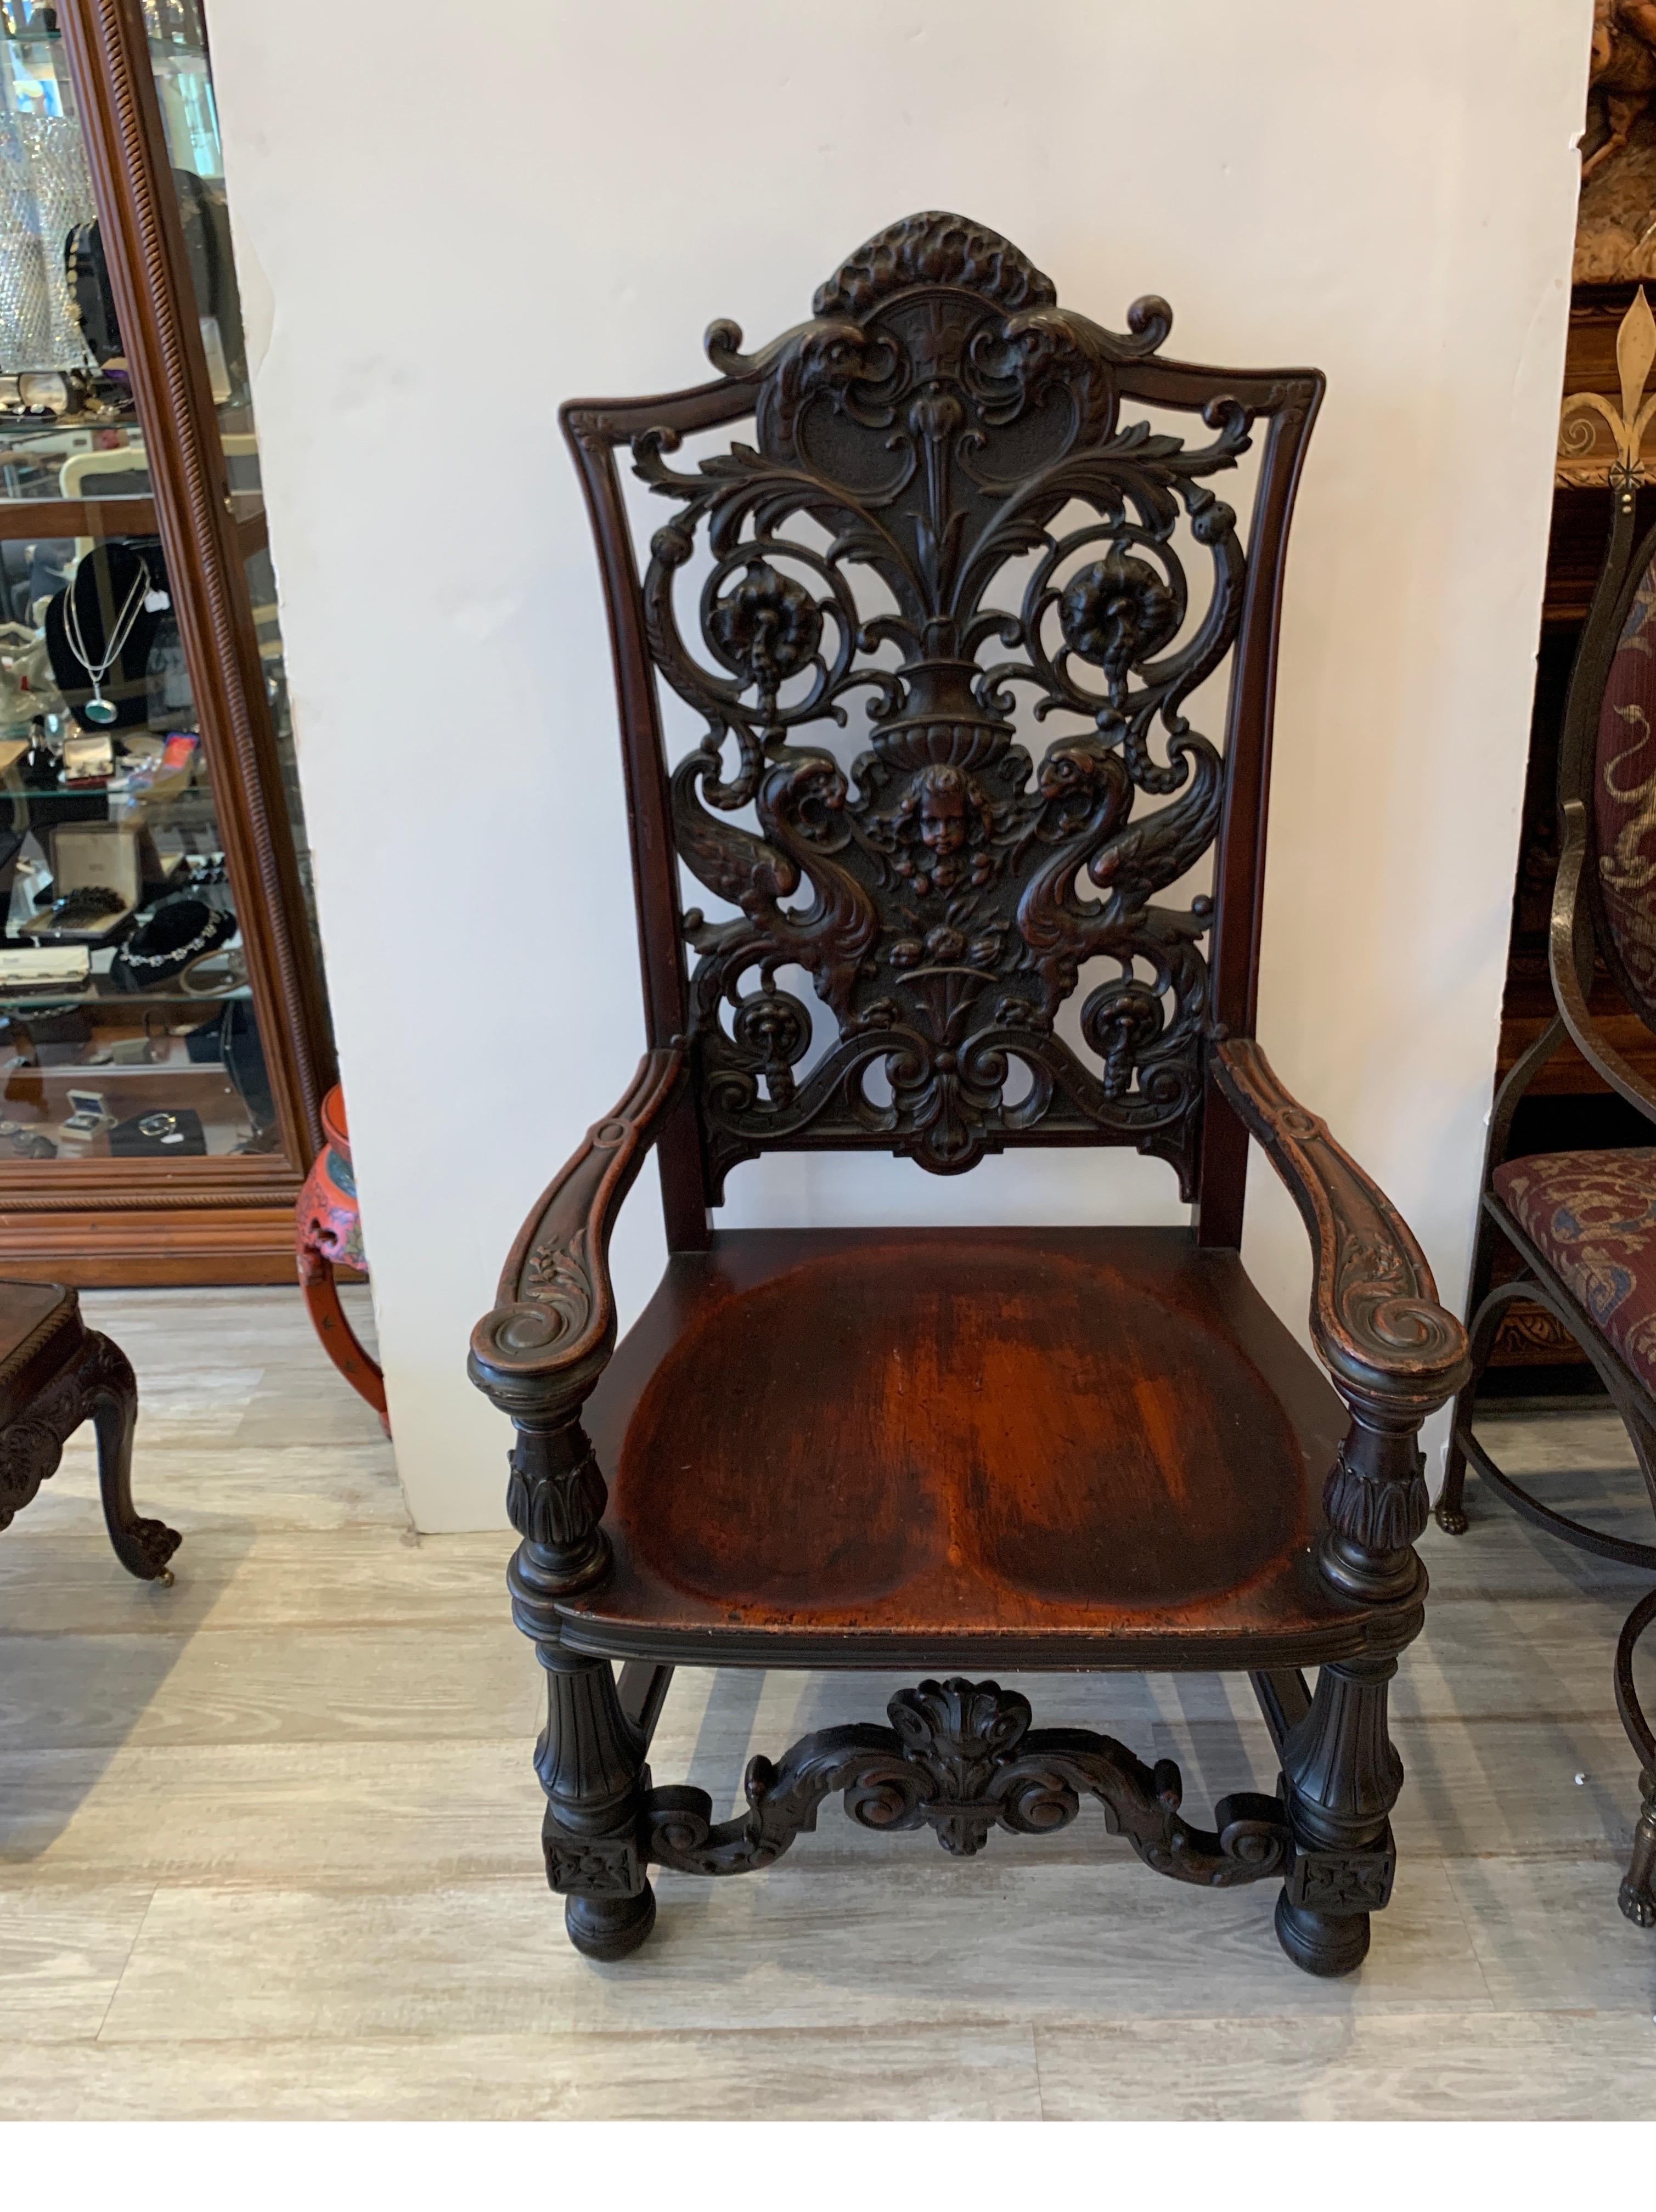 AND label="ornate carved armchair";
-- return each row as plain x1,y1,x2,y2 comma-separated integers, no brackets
1438,290,1656,1927
471,213,1468,1976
